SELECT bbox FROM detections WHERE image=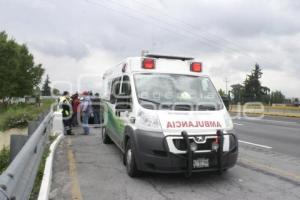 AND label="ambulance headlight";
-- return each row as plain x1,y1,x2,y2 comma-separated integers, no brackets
137,110,162,132
224,112,233,130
